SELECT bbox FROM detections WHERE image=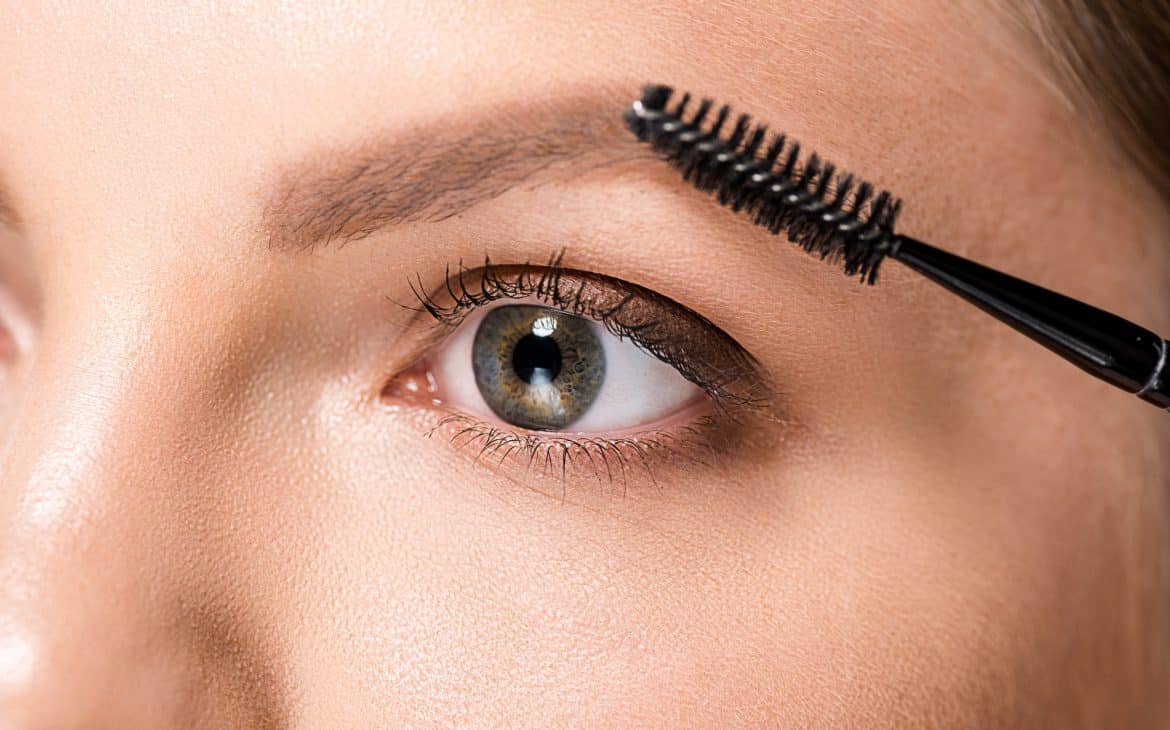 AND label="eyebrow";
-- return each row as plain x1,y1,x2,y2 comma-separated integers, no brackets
261,92,641,252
